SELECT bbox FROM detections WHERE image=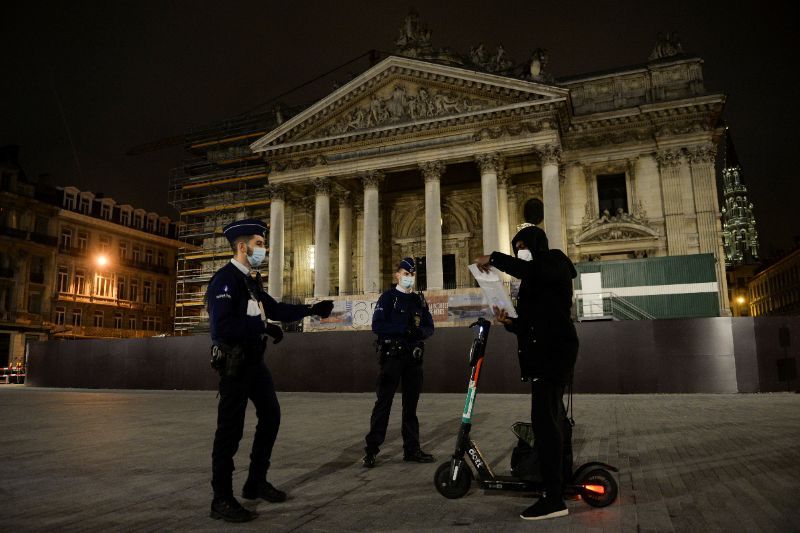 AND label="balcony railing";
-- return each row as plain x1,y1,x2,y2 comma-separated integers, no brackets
0,226,58,246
